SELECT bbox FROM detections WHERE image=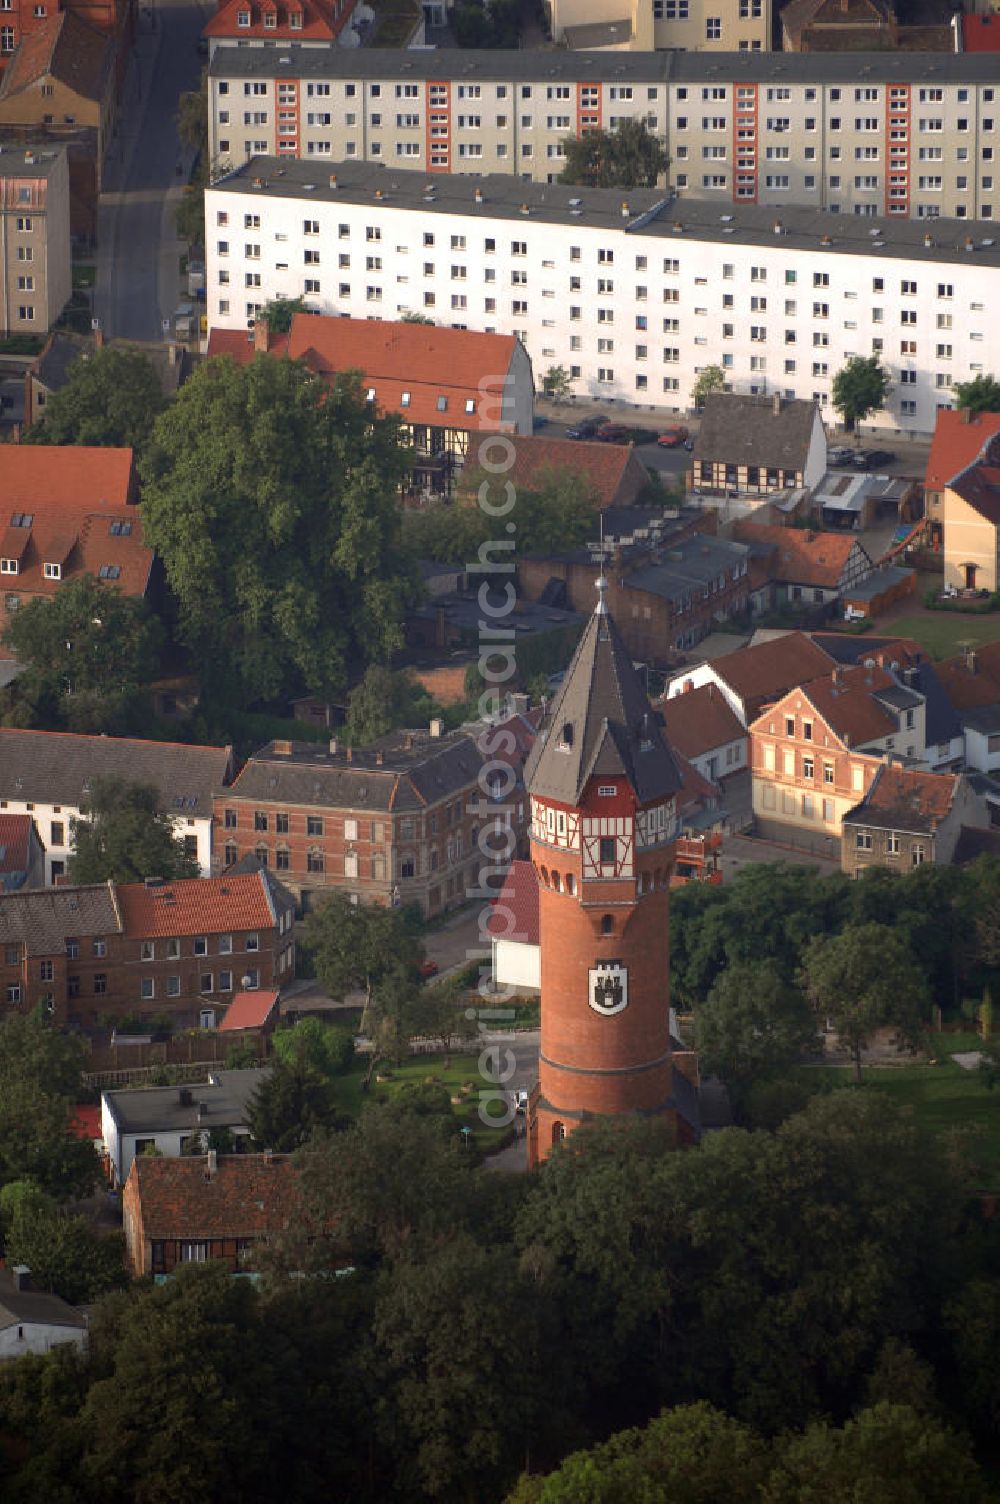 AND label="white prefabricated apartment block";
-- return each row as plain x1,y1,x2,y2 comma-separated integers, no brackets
208,47,1000,223
205,157,1000,436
